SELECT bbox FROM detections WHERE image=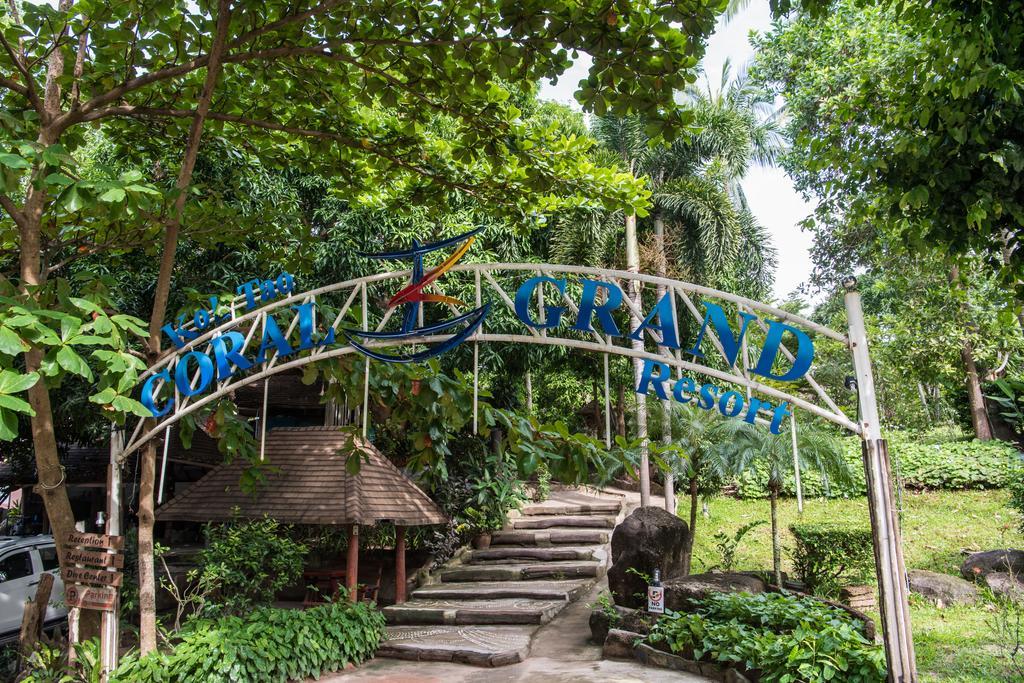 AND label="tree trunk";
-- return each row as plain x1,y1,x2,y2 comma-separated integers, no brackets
949,266,993,440
616,383,626,437
625,213,650,505
681,474,698,576
136,0,233,654
525,370,533,416
770,484,782,587
961,339,993,440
